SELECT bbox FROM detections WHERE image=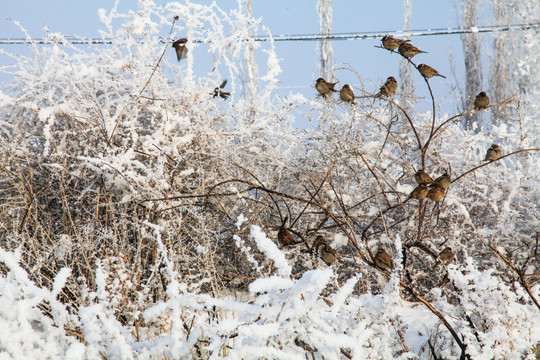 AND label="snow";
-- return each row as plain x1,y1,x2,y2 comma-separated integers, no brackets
0,0,539,359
